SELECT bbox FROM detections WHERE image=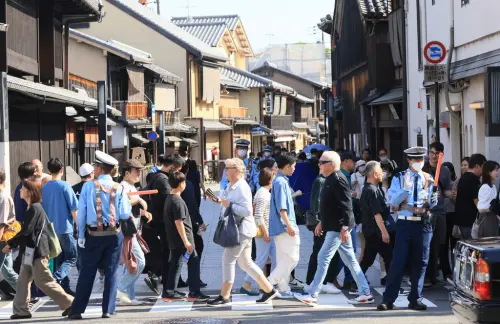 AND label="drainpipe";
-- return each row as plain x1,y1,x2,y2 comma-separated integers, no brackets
63,8,103,89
